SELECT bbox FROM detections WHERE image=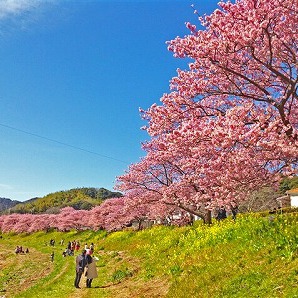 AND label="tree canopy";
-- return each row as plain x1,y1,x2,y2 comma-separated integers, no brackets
116,0,298,223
